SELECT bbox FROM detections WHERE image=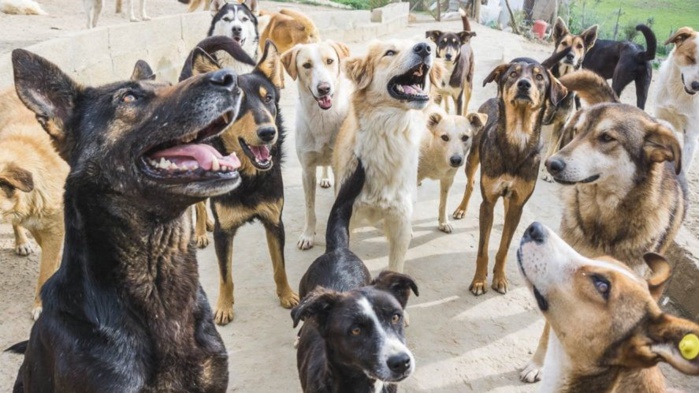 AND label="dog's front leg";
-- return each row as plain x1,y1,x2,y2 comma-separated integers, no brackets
491,193,529,294
453,150,480,219
138,0,150,20
319,166,332,189
438,177,454,233
262,214,300,309
520,322,550,383
32,226,63,320
213,225,238,325
13,224,34,256
384,212,412,273
298,164,317,250
194,201,210,248
470,192,496,296
683,129,698,173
